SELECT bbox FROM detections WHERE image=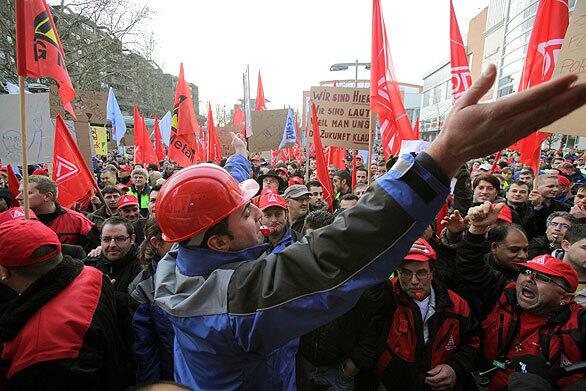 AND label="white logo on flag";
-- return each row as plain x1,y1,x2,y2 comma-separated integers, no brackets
9,209,24,219
560,353,572,366
54,155,79,183
537,39,565,80
451,66,472,99
445,335,457,351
